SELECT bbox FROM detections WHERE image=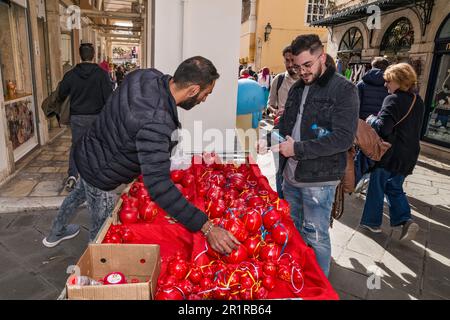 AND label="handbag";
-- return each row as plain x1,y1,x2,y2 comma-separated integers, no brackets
355,94,417,161
331,94,417,223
